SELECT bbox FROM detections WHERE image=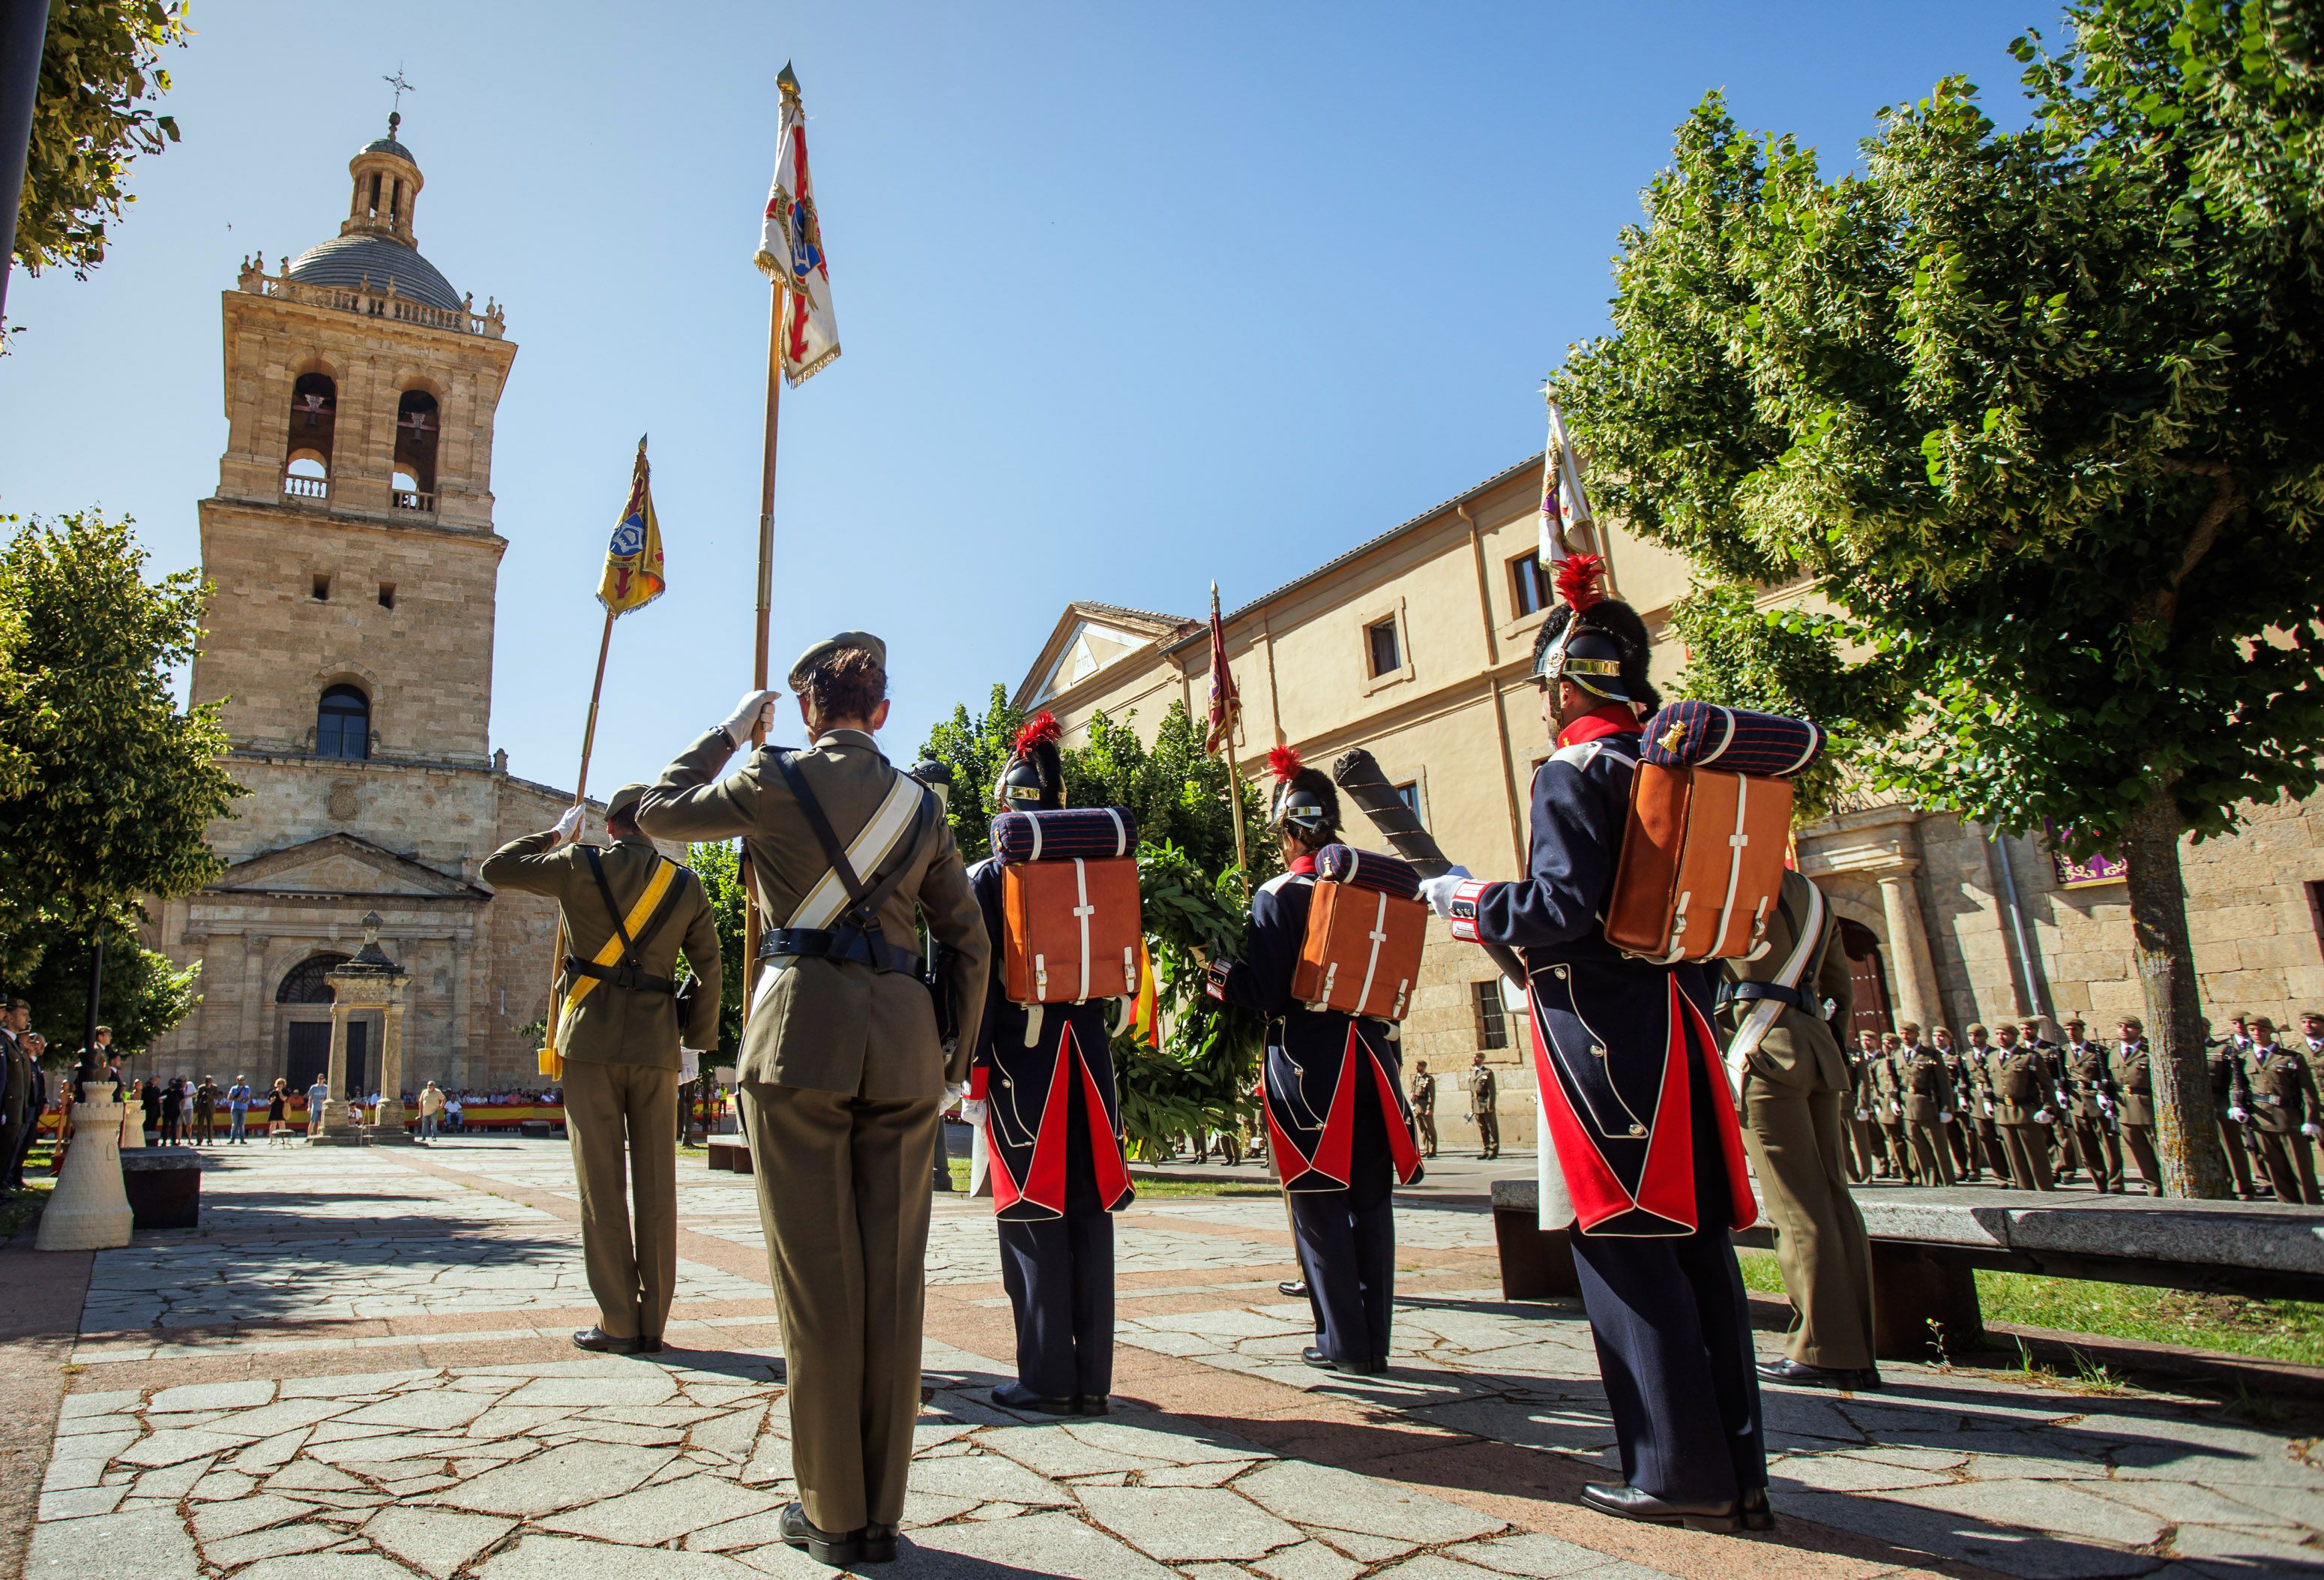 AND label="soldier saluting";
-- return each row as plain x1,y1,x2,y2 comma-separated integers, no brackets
1423,556,1767,1534
637,634,990,1570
